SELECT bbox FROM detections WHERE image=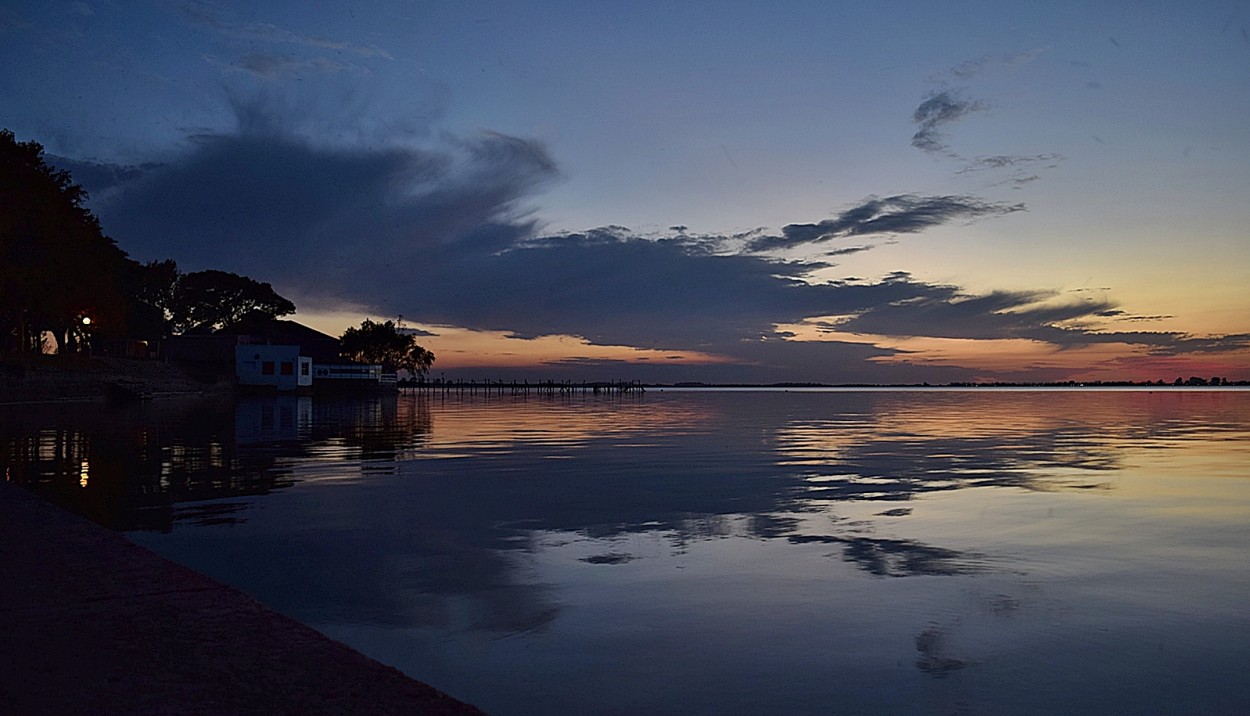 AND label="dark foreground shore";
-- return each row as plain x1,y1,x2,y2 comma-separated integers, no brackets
0,356,228,405
0,480,486,715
